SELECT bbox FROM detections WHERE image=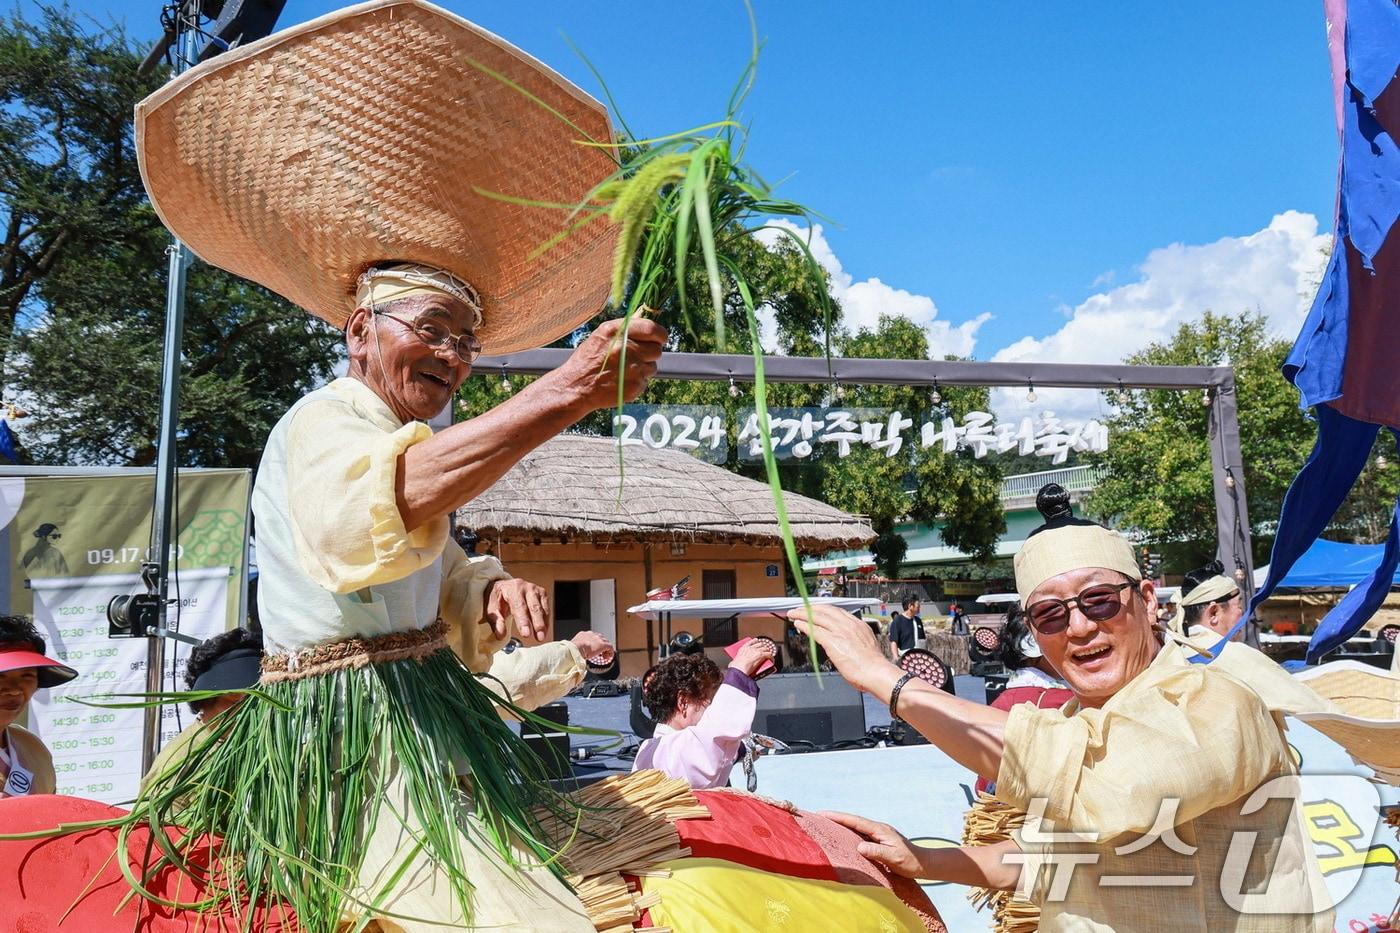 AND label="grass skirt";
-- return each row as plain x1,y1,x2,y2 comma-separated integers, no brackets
116,647,576,932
